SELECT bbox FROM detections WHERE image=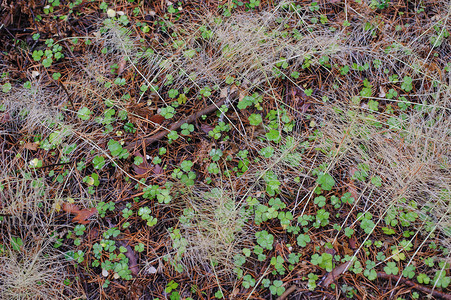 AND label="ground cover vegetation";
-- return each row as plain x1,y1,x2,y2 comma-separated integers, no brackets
0,0,450,299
